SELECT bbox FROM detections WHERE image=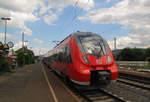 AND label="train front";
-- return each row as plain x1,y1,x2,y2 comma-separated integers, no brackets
71,32,118,87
